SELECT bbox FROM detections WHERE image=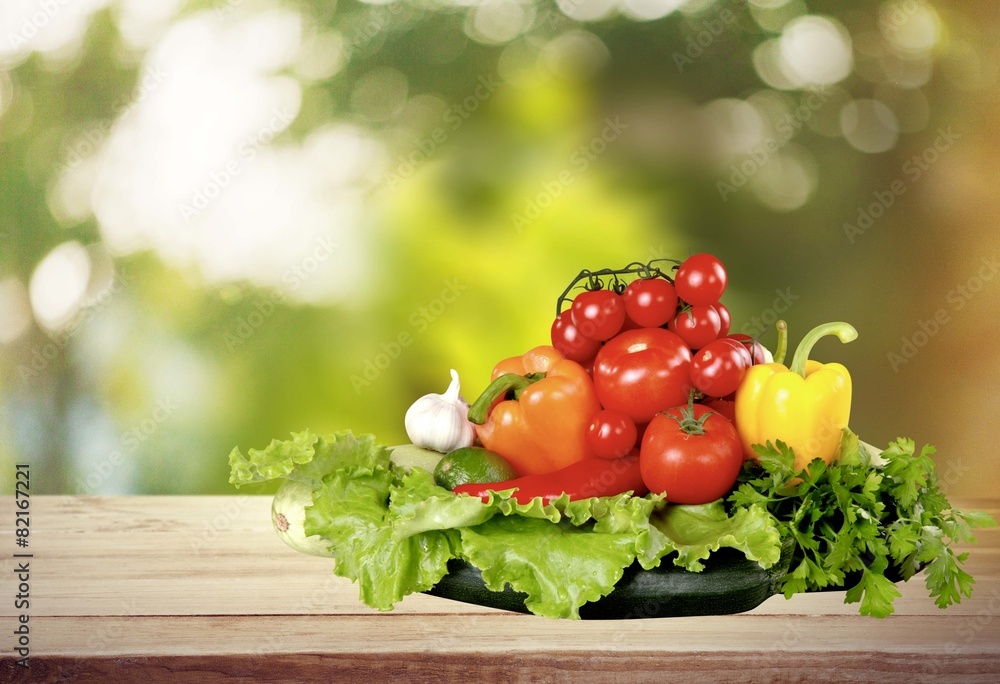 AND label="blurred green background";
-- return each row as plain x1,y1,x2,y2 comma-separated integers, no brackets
1,0,997,496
